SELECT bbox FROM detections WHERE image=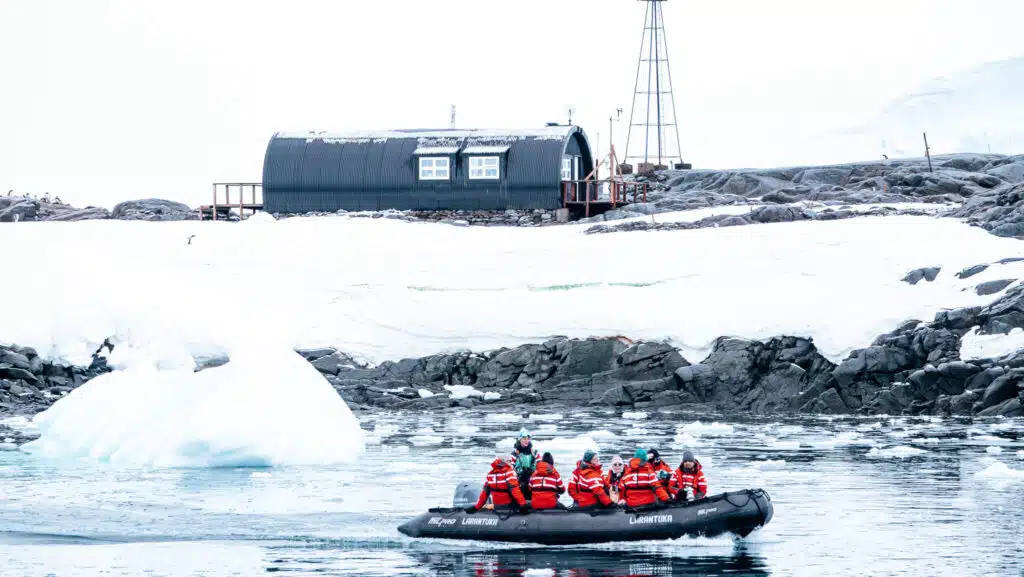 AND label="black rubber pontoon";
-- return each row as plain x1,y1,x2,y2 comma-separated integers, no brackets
398,488,773,545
